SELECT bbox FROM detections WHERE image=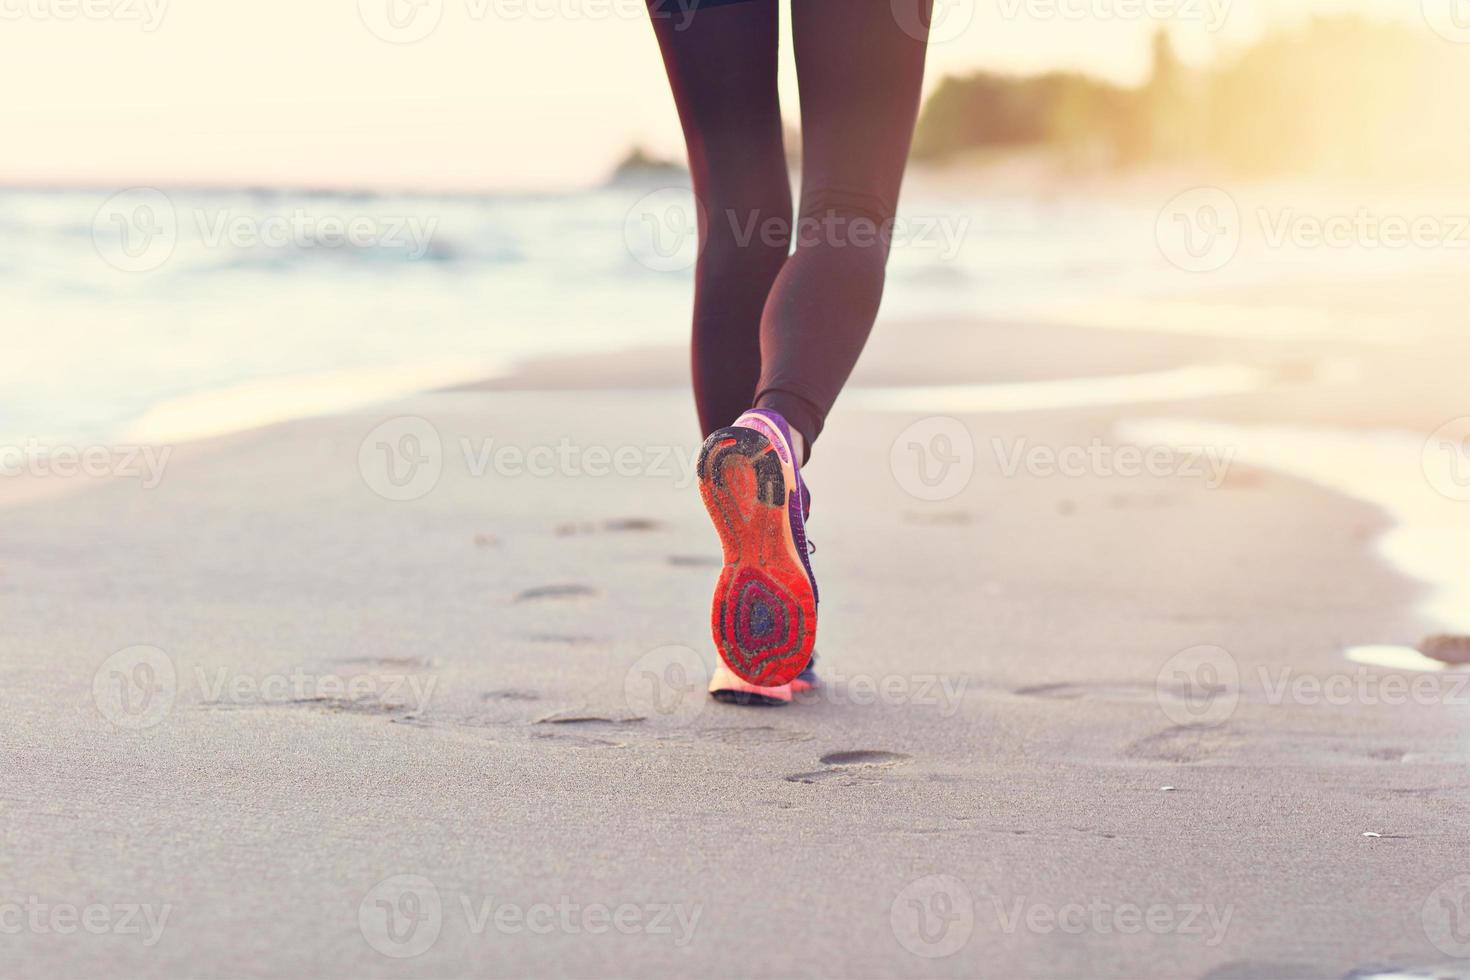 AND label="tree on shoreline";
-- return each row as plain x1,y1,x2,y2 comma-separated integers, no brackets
911,18,1467,179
